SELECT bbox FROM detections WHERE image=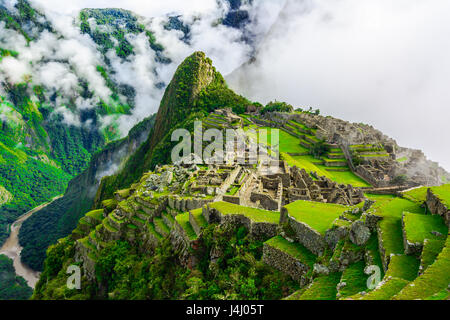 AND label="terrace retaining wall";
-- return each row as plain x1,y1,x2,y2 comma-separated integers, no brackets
262,242,310,284
426,189,450,227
